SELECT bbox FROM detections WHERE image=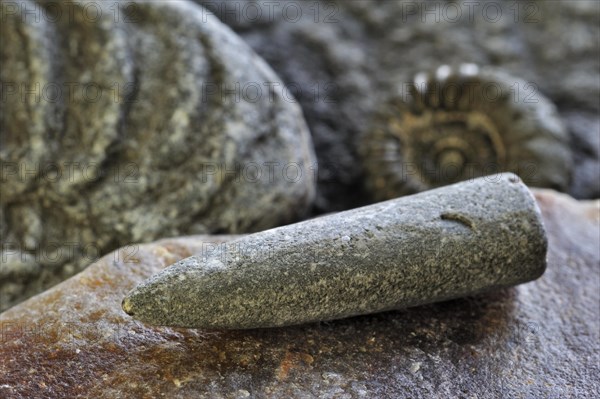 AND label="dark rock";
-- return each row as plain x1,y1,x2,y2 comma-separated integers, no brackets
196,0,600,208
1,190,598,398
0,0,316,310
